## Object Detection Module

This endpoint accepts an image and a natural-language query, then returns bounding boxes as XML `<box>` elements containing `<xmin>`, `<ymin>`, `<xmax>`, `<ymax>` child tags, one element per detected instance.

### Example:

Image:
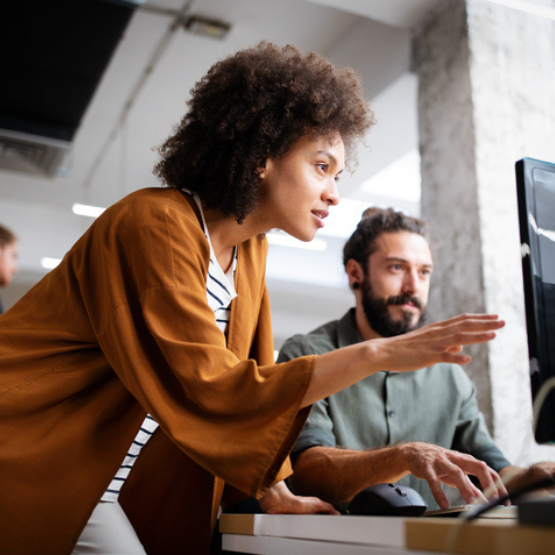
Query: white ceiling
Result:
<box><xmin>305</xmin><ymin>0</ymin><xmax>442</xmax><ymax>28</ymax></box>
<box><xmin>0</xmin><ymin>0</ymin><xmax>443</xmax><ymax>345</ymax></box>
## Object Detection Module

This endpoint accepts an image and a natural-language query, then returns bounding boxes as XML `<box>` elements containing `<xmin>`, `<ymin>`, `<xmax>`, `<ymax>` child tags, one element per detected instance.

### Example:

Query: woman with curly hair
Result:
<box><xmin>0</xmin><ymin>43</ymin><xmax>503</xmax><ymax>554</ymax></box>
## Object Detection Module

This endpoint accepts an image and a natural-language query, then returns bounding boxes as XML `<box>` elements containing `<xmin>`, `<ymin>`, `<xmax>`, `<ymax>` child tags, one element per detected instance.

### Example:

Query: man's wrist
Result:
<box><xmin>387</xmin><ymin>443</ymin><xmax>412</xmax><ymax>474</ymax></box>
<box><xmin>363</xmin><ymin>443</ymin><xmax>413</xmax><ymax>482</ymax></box>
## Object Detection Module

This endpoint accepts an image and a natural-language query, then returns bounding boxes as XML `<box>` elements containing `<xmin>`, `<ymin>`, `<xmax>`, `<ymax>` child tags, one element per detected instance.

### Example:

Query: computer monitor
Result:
<box><xmin>516</xmin><ymin>158</ymin><xmax>555</xmax><ymax>444</ymax></box>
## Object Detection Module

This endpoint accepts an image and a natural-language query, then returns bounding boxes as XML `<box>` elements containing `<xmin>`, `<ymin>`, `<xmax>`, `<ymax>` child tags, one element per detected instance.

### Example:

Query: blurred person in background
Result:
<box><xmin>0</xmin><ymin>224</ymin><xmax>18</xmax><ymax>314</ymax></box>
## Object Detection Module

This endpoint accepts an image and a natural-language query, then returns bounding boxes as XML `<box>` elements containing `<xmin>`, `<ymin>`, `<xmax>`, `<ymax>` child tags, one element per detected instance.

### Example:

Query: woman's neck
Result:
<box><xmin>202</xmin><ymin>208</ymin><xmax>268</xmax><ymax>273</ymax></box>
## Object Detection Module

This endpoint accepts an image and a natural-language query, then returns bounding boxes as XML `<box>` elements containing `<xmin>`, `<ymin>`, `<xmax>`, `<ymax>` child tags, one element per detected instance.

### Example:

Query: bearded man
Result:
<box><xmin>278</xmin><ymin>208</ymin><xmax>554</xmax><ymax>511</ymax></box>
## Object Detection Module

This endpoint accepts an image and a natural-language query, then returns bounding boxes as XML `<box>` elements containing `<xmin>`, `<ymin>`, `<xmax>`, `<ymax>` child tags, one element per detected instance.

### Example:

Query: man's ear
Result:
<box><xmin>346</xmin><ymin>259</ymin><xmax>364</xmax><ymax>289</ymax></box>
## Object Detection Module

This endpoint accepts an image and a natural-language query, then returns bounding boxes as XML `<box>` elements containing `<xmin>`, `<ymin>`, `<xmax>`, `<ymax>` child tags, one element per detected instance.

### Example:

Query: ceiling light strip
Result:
<box><xmin>72</xmin><ymin>203</ymin><xmax>106</xmax><ymax>218</ymax></box>
<box><xmin>266</xmin><ymin>233</ymin><xmax>327</xmax><ymax>251</ymax></box>
<box><xmin>41</xmin><ymin>257</ymin><xmax>62</xmax><ymax>270</ymax></box>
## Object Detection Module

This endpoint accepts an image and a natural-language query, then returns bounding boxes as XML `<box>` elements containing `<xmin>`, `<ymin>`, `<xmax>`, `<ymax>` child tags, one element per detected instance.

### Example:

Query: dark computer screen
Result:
<box><xmin>516</xmin><ymin>158</ymin><xmax>555</xmax><ymax>444</ymax></box>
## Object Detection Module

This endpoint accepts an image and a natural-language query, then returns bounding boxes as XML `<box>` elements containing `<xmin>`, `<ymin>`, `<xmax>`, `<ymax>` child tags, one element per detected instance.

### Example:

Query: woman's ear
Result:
<box><xmin>258</xmin><ymin>157</ymin><xmax>273</xmax><ymax>180</ymax></box>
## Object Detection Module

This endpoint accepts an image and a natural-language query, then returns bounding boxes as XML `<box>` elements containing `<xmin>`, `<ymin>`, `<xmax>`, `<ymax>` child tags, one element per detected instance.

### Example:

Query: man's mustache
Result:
<box><xmin>386</xmin><ymin>294</ymin><xmax>424</xmax><ymax>311</ymax></box>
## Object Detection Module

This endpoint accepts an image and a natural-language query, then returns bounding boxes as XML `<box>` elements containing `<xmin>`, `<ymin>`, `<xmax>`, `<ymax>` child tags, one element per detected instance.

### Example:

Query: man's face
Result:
<box><xmin>0</xmin><ymin>241</ymin><xmax>19</xmax><ymax>287</ymax></box>
<box><xmin>360</xmin><ymin>231</ymin><xmax>433</xmax><ymax>337</ymax></box>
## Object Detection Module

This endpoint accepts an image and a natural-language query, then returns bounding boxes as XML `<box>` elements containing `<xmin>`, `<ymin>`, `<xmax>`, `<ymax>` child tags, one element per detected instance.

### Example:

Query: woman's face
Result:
<box><xmin>257</xmin><ymin>133</ymin><xmax>344</xmax><ymax>242</ymax></box>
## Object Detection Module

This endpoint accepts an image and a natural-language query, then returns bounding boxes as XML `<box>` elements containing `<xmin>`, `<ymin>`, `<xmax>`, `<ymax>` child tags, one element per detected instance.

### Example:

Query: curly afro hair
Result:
<box><xmin>154</xmin><ymin>42</ymin><xmax>375</xmax><ymax>223</ymax></box>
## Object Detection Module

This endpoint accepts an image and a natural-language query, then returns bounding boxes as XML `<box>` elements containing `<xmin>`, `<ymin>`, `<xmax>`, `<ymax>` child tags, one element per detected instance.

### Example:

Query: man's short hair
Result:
<box><xmin>342</xmin><ymin>208</ymin><xmax>427</xmax><ymax>273</ymax></box>
<box><xmin>154</xmin><ymin>42</ymin><xmax>374</xmax><ymax>223</ymax></box>
<box><xmin>0</xmin><ymin>225</ymin><xmax>16</xmax><ymax>249</ymax></box>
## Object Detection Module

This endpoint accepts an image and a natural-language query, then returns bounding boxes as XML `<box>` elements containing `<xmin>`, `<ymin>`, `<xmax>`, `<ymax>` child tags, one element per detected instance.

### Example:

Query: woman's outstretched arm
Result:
<box><xmin>301</xmin><ymin>313</ymin><xmax>504</xmax><ymax>408</ymax></box>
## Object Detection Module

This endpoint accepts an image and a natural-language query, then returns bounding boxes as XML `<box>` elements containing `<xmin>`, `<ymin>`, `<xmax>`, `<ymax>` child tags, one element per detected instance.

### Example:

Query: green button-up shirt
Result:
<box><xmin>278</xmin><ymin>309</ymin><xmax>510</xmax><ymax>510</ymax></box>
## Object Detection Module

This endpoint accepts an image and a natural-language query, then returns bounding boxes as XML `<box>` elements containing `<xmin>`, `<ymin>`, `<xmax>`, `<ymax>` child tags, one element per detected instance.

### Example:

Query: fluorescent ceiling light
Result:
<box><xmin>41</xmin><ymin>257</ymin><xmax>61</xmax><ymax>270</ymax></box>
<box><xmin>486</xmin><ymin>0</ymin><xmax>555</xmax><ymax>20</ymax></box>
<box><xmin>267</xmin><ymin>232</ymin><xmax>327</xmax><ymax>251</ymax></box>
<box><xmin>72</xmin><ymin>203</ymin><xmax>105</xmax><ymax>218</ymax></box>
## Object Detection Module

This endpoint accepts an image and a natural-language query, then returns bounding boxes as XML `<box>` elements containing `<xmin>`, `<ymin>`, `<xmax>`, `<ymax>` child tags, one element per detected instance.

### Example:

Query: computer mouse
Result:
<box><xmin>347</xmin><ymin>483</ymin><xmax>428</xmax><ymax>517</ymax></box>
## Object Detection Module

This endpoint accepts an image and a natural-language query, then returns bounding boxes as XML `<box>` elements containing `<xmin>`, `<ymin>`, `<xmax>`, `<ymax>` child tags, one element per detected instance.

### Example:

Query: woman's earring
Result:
<box><xmin>352</xmin><ymin>282</ymin><xmax>360</xmax><ymax>290</ymax></box>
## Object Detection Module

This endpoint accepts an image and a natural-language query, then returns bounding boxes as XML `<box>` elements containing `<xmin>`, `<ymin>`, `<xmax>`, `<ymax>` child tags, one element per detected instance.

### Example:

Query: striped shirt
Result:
<box><xmin>102</xmin><ymin>192</ymin><xmax>237</xmax><ymax>502</ymax></box>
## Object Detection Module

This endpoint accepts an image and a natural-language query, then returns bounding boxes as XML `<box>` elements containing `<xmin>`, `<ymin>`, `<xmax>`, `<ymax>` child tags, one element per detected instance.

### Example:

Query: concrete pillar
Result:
<box><xmin>414</xmin><ymin>0</ymin><xmax>555</xmax><ymax>463</ymax></box>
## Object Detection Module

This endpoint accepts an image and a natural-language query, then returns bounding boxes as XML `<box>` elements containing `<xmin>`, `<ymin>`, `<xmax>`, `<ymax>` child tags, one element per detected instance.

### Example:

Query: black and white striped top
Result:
<box><xmin>102</xmin><ymin>192</ymin><xmax>237</xmax><ymax>502</ymax></box>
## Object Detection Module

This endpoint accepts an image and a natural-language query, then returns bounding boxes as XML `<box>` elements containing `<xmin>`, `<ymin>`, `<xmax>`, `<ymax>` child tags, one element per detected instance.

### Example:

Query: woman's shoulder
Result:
<box><xmin>99</xmin><ymin>188</ymin><xmax>200</xmax><ymax>234</ymax></box>
<box><xmin>119</xmin><ymin>187</ymin><xmax>194</xmax><ymax>215</ymax></box>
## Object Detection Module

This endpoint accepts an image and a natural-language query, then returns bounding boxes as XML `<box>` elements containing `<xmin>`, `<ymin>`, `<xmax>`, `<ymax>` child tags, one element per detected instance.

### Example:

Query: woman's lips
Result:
<box><xmin>311</xmin><ymin>209</ymin><xmax>329</xmax><ymax>227</ymax></box>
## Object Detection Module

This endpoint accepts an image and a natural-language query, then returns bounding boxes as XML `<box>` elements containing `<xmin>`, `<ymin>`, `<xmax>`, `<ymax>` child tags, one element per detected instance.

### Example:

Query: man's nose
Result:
<box><xmin>402</xmin><ymin>271</ymin><xmax>418</xmax><ymax>295</ymax></box>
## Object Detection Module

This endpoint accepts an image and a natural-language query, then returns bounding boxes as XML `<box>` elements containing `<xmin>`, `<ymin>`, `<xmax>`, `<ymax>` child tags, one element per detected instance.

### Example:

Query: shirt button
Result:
<box><xmin>388</xmin><ymin>411</ymin><xmax>395</xmax><ymax>417</ymax></box>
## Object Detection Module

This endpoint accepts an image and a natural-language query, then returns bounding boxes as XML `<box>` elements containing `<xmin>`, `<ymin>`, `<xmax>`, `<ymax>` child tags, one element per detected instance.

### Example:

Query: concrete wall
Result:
<box><xmin>414</xmin><ymin>0</ymin><xmax>555</xmax><ymax>464</ymax></box>
<box><xmin>414</xmin><ymin>0</ymin><xmax>492</xmax><ymax>426</ymax></box>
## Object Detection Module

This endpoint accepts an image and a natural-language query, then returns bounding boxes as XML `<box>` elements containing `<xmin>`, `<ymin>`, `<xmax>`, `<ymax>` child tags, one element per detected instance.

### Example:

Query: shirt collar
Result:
<box><xmin>337</xmin><ymin>308</ymin><xmax>363</xmax><ymax>348</ymax></box>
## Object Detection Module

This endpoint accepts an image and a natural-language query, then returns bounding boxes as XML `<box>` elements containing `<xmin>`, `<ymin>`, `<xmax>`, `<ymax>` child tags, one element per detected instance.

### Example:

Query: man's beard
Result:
<box><xmin>361</xmin><ymin>276</ymin><xmax>426</xmax><ymax>338</ymax></box>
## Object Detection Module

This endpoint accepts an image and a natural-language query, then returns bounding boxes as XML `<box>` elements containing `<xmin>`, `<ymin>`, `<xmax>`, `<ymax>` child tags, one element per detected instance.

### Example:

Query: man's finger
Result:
<box><xmin>482</xmin><ymin>469</ymin><xmax>508</xmax><ymax>500</ymax></box>
<box><xmin>424</xmin><ymin>472</ymin><xmax>450</xmax><ymax>510</ymax></box>
<box><xmin>461</xmin><ymin>459</ymin><xmax>497</xmax><ymax>500</ymax></box>
<box><xmin>455</xmin><ymin>456</ymin><xmax>506</xmax><ymax>500</ymax></box>
<box><xmin>441</xmin><ymin>463</ymin><xmax>485</xmax><ymax>505</ymax></box>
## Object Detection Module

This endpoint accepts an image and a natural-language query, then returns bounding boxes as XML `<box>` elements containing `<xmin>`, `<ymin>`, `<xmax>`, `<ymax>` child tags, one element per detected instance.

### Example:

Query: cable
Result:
<box><xmin>465</xmin><ymin>473</ymin><xmax>555</xmax><ymax>521</ymax></box>
<box><xmin>442</xmin><ymin>473</ymin><xmax>555</xmax><ymax>553</ymax></box>
<box><xmin>440</xmin><ymin>371</ymin><xmax>555</xmax><ymax>551</ymax></box>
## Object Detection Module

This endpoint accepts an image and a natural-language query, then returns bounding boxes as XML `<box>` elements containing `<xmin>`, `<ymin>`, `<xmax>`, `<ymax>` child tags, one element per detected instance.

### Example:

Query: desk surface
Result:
<box><xmin>220</xmin><ymin>513</ymin><xmax>555</xmax><ymax>555</ymax></box>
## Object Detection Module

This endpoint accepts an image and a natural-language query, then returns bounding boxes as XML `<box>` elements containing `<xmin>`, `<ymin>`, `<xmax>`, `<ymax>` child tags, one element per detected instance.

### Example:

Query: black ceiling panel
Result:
<box><xmin>0</xmin><ymin>0</ymin><xmax>139</xmax><ymax>142</ymax></box>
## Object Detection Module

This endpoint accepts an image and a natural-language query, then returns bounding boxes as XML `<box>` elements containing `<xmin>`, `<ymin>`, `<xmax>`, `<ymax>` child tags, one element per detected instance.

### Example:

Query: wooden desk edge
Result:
<box><xmin>220</xmin><ymin>513</ymin><xmax>256</xmax><ymax>535</ymax></box>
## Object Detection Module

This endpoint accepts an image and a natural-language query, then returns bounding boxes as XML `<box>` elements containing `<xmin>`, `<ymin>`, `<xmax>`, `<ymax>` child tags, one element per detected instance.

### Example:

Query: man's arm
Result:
<box><xmin>500</xmin><ymin>463</ymin><xmax>555</xmax><ymax>495</ymax></box>
<box><xmin>290</xmin><ymin>445</ymin><xmax>408</xmax><ymax>505</ymax></box>
<box><xmin>290</xmin><ymin>442</ymin><xmax>506</xmax><ymax>509</ymax></box>
<box><xmin>449</xmin><ymin>371</ymin><xmax>555</xmax><ymax>497</ymax></box>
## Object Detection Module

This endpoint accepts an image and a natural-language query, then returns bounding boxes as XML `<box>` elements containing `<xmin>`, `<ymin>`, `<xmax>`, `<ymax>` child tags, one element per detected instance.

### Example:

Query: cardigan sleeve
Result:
<box><xmin>84</xmin><ymin>190</ymin><xmax>313</xmax><ymax>496</ymax></box>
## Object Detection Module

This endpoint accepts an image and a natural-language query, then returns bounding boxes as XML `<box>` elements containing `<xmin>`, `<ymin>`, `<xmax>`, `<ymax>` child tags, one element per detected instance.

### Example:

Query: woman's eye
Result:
<box><xmin>316</xmin><ymin>163</ymin><xmax>328</xmax><ymax>172</ymax></box>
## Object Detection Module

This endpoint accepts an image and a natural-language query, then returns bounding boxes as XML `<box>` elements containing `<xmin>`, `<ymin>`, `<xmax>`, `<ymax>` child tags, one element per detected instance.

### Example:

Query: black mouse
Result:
<box><xmin>347</xmin><ymin>483</ymin><xmax>428</xmax><ymax>517</ymax></box>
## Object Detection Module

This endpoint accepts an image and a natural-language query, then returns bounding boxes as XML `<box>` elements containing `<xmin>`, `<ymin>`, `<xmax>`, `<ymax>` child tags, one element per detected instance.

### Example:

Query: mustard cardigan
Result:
<box><xmin>0</xmin><ymin>188</ymin><xmax>315</xmax><ymax>554</ymax></box>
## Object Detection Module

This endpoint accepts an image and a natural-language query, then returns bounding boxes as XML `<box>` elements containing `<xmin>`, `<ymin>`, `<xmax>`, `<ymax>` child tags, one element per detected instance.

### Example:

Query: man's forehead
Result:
<box><xmin>370</xmin><ymin>231</ymin><xmax>433</xmax><ymax>264</ymax></box>
<box><xmin>0</xmin><ymin>241</ymin><xmax>18</xmax><ymax>255</ymax></box>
